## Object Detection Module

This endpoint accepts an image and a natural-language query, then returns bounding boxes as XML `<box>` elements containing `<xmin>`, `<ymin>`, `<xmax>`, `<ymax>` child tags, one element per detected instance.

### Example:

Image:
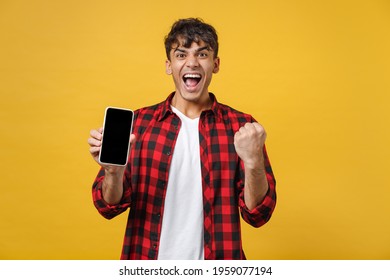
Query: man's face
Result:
<box><xmin>166</xmin><ymin>39</ymin><xmax>220</xmax><ymax>104</ymax></box>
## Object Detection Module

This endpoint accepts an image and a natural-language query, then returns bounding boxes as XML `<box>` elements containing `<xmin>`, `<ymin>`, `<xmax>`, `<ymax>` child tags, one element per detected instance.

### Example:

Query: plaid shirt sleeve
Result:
<box><xmin>92</xmin><ymin>154</ymin><xmax>133</xmax><ymax>220</ymax></box>
<box><xmin>238</xmin><ymin>144</ymin><xmax>277</xmax><ymax>228</ymax></box>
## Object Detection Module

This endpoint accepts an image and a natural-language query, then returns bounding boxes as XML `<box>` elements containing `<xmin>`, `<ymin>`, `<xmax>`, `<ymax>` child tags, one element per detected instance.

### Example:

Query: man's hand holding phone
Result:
<box><xmin>88</xmin><ymin>107</ymin><xmax>135</xmax><ymax>205</ymax></box>
<box><xmin>88</xmin><ymin>127</ymin><xmax>136</xmax><ymax>174</ymax></box>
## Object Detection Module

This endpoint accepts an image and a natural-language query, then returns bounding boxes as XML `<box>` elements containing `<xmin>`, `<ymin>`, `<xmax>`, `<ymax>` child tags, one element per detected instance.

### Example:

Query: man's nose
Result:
<box><xmin>186</xmin><ymin>55</ymin><xmax>199</xmax><ymax>67</ymax></box>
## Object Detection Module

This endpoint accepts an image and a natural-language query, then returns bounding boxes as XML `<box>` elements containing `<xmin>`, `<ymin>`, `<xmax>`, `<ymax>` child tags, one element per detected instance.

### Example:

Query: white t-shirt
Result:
<box><xmin>157</xmin><ymin>106</ymin><xmax>204</xmax><ymax>260</ymax></box>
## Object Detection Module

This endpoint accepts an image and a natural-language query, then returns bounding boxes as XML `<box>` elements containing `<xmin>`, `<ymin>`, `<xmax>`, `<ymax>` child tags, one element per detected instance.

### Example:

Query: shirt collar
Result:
<box><xmin>157</xmin><ymin>92</ymin><xmax>222</xmax><ymax>121</ymax></box>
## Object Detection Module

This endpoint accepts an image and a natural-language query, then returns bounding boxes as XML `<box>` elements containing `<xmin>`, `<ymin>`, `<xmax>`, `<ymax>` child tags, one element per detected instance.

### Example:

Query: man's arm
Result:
<box><xmin>234</xmin><ymin>122</ymin><xmax>269</xmax><ymax>210</ymax></box>
<box><xmin>88</xmin><ymin>128</ymin><xmax>136</xmax><ymax>204</ymax></box>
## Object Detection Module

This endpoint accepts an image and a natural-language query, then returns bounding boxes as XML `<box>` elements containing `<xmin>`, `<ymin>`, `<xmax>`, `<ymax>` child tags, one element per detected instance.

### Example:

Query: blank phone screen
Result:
<box><xmin>99</xmin><ymin>107</ymin><xmax>134</xmax><ymax>166</ymax></box>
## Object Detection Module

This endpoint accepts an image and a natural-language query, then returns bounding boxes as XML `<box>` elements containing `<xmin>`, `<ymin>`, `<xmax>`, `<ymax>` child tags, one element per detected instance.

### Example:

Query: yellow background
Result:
<box><xmin>1</xmin><ymin>0</ymin><xmax>389</xmax><ymax>259</ymax></box>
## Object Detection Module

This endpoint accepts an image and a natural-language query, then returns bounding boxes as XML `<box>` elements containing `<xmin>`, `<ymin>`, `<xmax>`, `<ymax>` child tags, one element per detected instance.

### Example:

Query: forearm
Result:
<box><xmin>239</xmin><ymin>144</ymin><xmax>276</xmax><ymax>228</ymax></box>
<box><xmin>92</xmin><ymin>166</ymin><xmax>131</xmax><ymax>220</ymax></box>
<box><xmin>102</xmin><ymin>169</ymin><xmax>125</xmax><ymax>205</ymax></box>
<box><xmin>243</xmin><ymin>159</ymin><xmax>269</xmax><ymax>211</ymax></box>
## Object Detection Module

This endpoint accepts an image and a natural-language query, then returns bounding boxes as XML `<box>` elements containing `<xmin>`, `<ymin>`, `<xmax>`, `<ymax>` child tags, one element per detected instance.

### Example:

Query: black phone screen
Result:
<box><xmin>99</xmin><ymin>107</ymin><xmax>134</xmax><ymax>166</ymax></box>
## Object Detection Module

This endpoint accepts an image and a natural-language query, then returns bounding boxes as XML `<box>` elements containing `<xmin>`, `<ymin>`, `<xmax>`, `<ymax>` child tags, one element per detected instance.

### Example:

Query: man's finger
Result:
<box><xmin>129</xmin><ymin>134</ymin><xmax>136</xmax><ymax>145</ymax></box>
<box><xmin>90</xmin><ymin>129</ymin><xmax>103</xmax><ymax>140</ymax></box>
<box><xmin>89</xmin><ymin>146</ymin><xmax>101</xmax><ymax>155</ymax></box>
<box><xmin>87</xmin><ymin>137</ymin><xmax>101</xmax><ymax>147</ymax></box>
<box><xmin>252</xmin><ymin>122</ymin><xmax>264</xmax><ymax>132</ymax></box>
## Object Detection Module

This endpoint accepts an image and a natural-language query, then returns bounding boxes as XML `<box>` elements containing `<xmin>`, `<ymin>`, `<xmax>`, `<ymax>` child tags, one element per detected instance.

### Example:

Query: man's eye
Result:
<box><xmin>198</xmin><ymin>53</ymin><xmax>208</xmax><ymax>58</ymax></box>
<box><xmin>176</xmin><ymin>53</ymin><xmax>186</xmax><ymax>58</ymax></box>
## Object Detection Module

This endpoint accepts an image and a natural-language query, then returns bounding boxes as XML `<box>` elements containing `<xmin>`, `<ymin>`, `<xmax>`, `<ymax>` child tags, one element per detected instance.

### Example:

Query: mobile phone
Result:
<box><xmin>99</xmin><ymin>107</ymin><xmax>134</xmax><ymax>166</ymax></box>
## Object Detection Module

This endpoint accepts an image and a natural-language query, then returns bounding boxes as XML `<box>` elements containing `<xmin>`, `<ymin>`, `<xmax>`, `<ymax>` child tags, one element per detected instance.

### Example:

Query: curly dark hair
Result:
<box><xmin>164</xmin><ymin>18</ymin><xmax>219</xmax><ymax>60</ymax></box>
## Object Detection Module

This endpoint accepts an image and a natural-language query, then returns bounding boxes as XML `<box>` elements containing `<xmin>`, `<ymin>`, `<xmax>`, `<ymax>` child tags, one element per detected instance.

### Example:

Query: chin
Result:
<box><xmin>182</xmin><ymin>91</ymin><xmax>204</xmax><ymax>102</ymax></box>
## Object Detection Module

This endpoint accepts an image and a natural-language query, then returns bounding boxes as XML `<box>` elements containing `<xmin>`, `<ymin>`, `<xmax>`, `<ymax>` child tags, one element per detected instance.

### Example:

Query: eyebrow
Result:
<box><xmin>174</xmin><ymin>46</ymin><xmax>211</xmax><ymax>53</ymax></box>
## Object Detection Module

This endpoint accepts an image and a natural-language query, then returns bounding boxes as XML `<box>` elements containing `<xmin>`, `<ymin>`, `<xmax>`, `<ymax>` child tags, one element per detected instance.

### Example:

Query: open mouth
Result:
<box><xmin>183</xmin><ymin>73</ymin><xmax>202</xmax><ymax>88</ymax></box>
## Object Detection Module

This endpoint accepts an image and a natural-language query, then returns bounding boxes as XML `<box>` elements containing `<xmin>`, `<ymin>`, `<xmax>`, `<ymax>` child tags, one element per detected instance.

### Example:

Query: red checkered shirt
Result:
<box><xmin>92</xmin><ymin>92</ymin><xmax>277</xmax><ymax>260</ymax></box>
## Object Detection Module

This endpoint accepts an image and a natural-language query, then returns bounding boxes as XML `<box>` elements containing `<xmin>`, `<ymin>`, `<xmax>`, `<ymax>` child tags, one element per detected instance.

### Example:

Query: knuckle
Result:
<box><xmin>87</xmin><ymin>138</ymin><xmax>95</xmax><ymax>146</ymax></box>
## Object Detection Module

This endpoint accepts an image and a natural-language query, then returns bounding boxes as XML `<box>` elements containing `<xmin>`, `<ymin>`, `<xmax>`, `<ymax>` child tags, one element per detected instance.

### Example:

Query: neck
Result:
<box><xmin>171</xmin><ymin>92</ymin><xmax>212</xmax><ymax>119</ymax></box>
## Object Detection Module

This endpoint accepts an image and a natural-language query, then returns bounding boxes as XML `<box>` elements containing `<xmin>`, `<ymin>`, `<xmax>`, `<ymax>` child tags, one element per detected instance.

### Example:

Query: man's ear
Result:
<box><xmin>213</xmin><ymin>57</ymin><xmax>220</xmax><ymax>74</ymax></box>
<box><xmin>166</xmin><ymin>59</ymin><xmax>172</xmax><ymax>75</ymax></box>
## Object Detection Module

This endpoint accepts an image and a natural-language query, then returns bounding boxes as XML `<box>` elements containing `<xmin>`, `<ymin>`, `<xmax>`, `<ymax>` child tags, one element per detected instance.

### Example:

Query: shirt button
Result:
<box><xmin>152</xmin><ymin>213</ymin><xmax>160</xmax><ymax>223</ymax></box>
<box><xmin>157</xmin><ymin>181</ymin><xmax>165</xmax><ymax>189</ymax></box>
<box><xmin>166</xmin><ymin>151</ymin><xmax>171</xmax><ymax>156</ymax></box>
<box><xmin>153</xmin><ymin>244</ymin><xmax>157</xmax><ymax>249</ymax></box>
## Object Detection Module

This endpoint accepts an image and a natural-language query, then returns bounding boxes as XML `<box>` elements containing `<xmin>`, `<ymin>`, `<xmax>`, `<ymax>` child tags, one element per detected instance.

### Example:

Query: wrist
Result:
<box><xmin>102</xmin><ymin>167</ymin><xmax>125</xmax><ymax>204</ymax></box>
<box><xmin>103</xmin><ymin>166</ymin><xmax>125</xmax><ymax>187</ymax></box>
<box><xmin>243</xmin><ymin>157</ymin><xmax>265</xmax><ymax>171</ymax></box>
<box><xmin>104</xmin><ymin>165</ymin><xmax>125</xmax><ymax>175</ymax></box>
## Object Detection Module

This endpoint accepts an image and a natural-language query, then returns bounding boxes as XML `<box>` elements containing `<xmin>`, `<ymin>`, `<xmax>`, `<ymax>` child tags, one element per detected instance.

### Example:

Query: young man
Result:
<box><xmin>88</xmin><ymin>18</ymin><xmax>276</xmax><ymax>260</ymax></box>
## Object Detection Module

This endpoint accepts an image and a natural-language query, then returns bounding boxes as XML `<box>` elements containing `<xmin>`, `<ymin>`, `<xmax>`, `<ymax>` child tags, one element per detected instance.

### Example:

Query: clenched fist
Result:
<box><xmin>234</xmin><ymin>122</ymin><xmax>266</xmax><ymax>169</ymax></box>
